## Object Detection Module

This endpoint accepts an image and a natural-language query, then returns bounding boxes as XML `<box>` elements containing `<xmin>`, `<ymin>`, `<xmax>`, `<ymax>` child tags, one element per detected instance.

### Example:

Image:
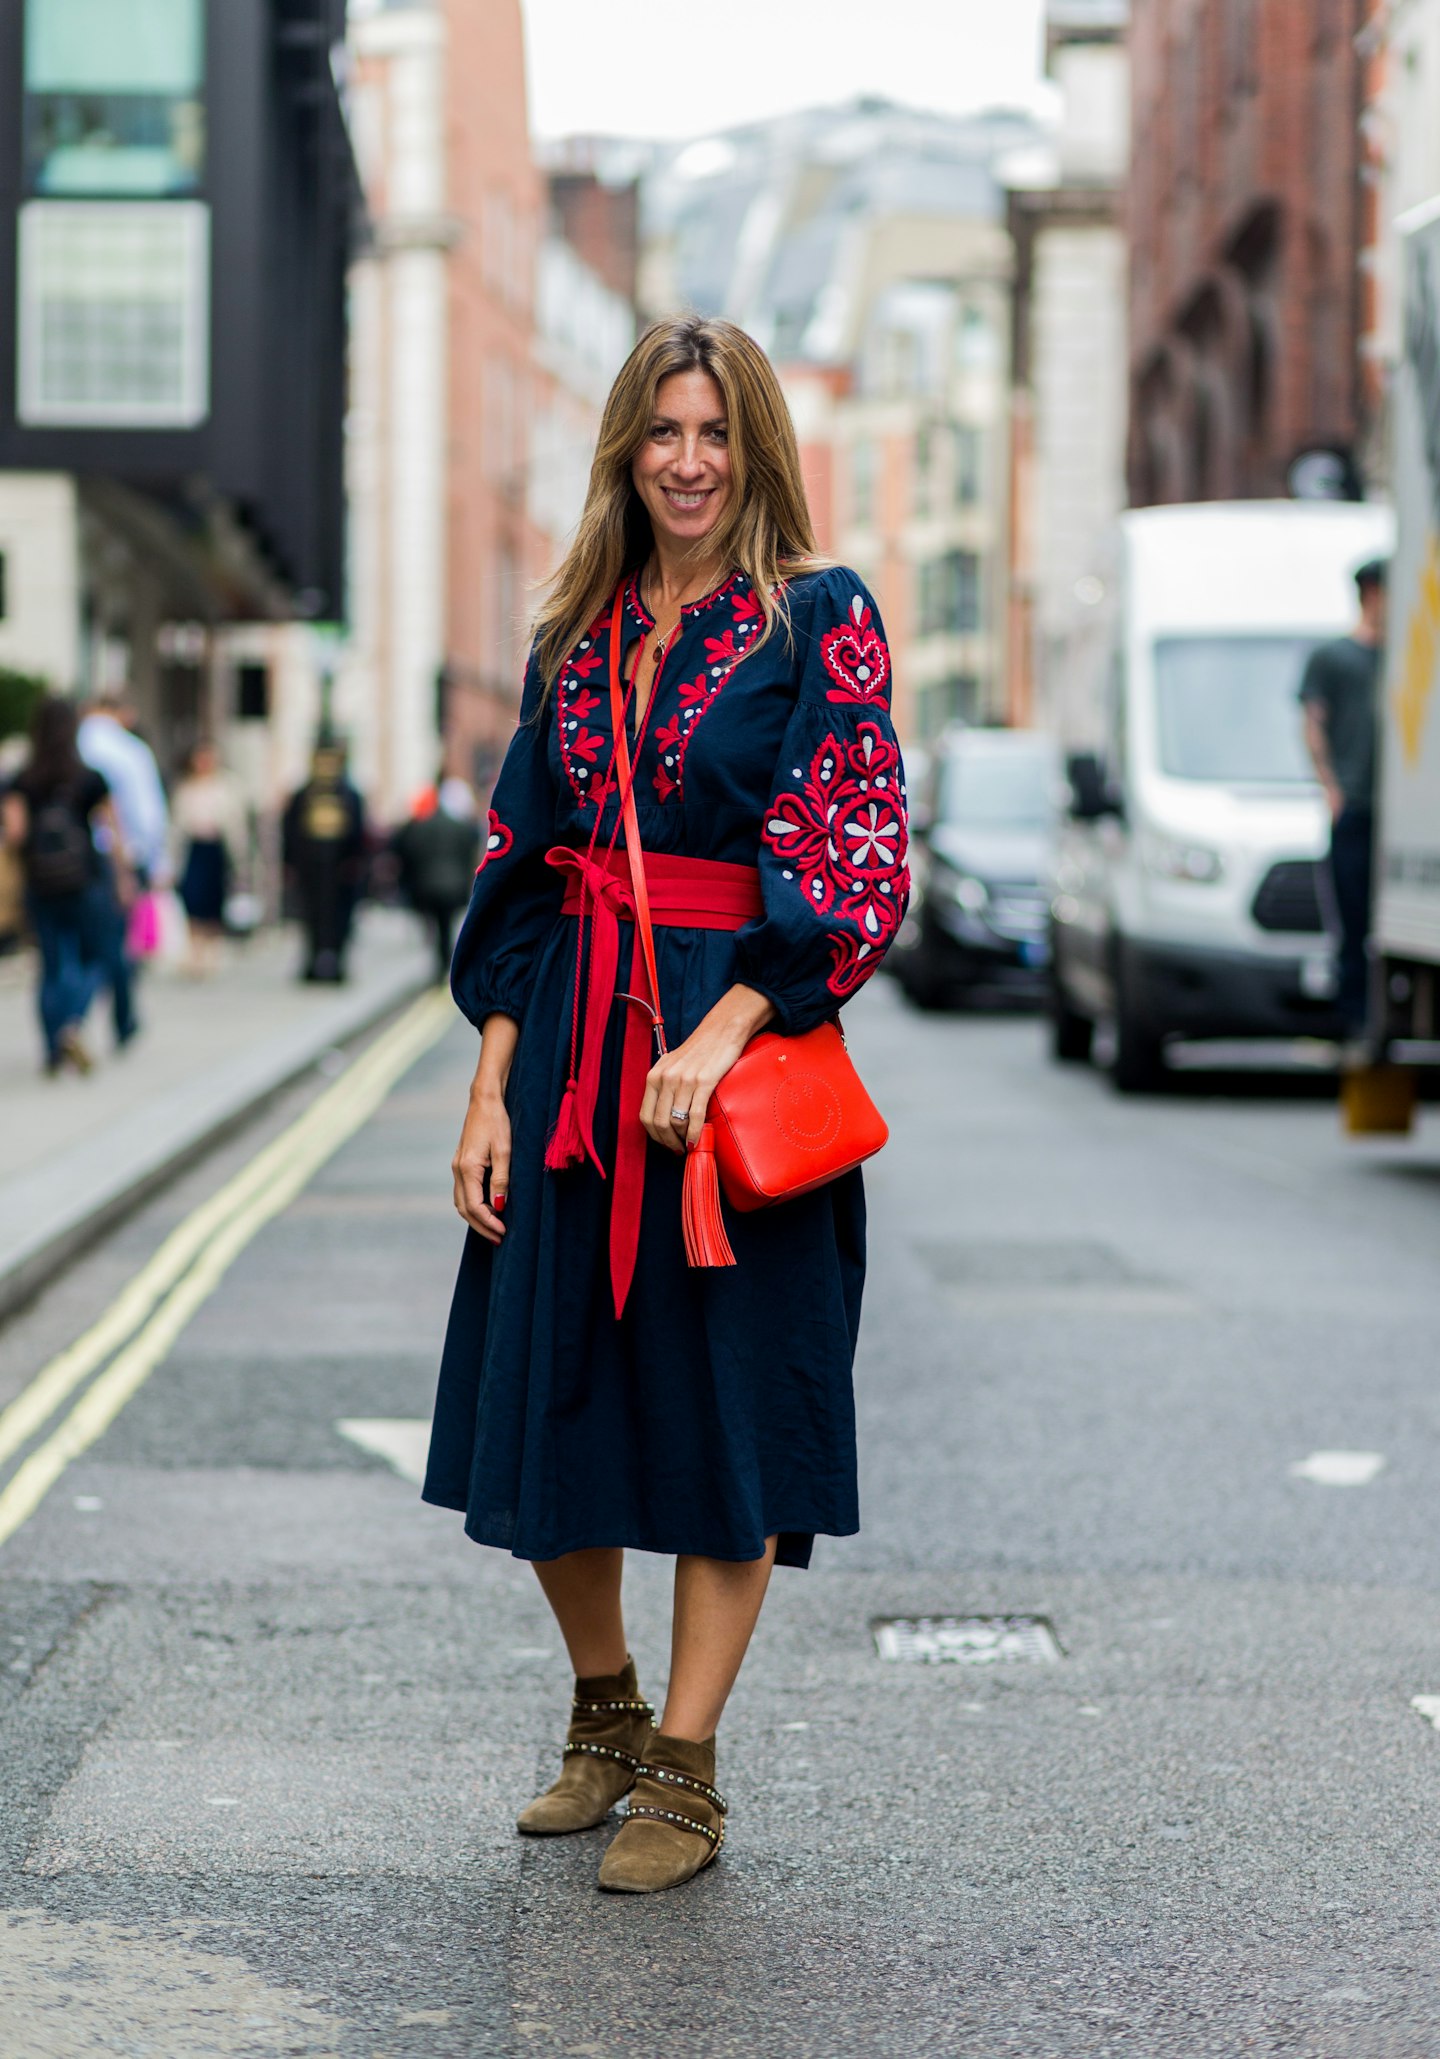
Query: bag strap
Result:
<box><xmin>607</xmin><ymin>586</ymin><xmax>667</xmax><ymax>1056</ymax></box>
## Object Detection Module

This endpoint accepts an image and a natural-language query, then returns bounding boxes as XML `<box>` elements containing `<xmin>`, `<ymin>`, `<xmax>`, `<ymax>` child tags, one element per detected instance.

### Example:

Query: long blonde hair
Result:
<box><xmin>533</xmin><ymin>315</ymin><xmax>826</xmax><ymax>693</ymax></box>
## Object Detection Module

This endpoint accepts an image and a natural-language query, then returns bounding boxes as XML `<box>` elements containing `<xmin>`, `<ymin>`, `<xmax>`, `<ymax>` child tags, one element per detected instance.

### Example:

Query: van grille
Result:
<box><xmin>1252</xmin><ymin>861</ymin><xmax>1325</xmax><ymax>934</ymax></box>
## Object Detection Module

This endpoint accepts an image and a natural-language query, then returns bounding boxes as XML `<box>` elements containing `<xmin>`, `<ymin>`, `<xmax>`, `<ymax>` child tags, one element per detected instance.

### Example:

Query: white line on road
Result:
<box><xmin>0</xmin><ymin>991</ymin><xmax>454</xmax><ymax>1478</ymax></box>
<box><xmin>335</xmin><ymin>1417</ymin><xmax>431</xmax><ymax>1485</ymax></box>
<box><xmin>0</xmin><ymin>992</ymin><xmax>454</xmax><ymax>1552</ymax></box>
<box><xmin>1288</xmin><ymin>1451</ymin><xmax>1386</xmax><ymax>1486</ymax></box>
<box><xmin>1412</xmin><ymin>1697</ymin><xmax>1440</xmax><ymax>1732</ymax></box>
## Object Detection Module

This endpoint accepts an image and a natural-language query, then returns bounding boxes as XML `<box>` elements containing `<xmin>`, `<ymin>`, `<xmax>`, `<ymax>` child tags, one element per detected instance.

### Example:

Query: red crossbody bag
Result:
<box><xmin>606</xmin><ymin>592</ymin><xmax>889</xmax><ymax>1267</ymax></box>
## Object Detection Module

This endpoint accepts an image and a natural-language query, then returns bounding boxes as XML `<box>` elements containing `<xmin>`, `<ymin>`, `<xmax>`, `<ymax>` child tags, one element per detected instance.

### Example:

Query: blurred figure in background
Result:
<box><xmin>1300</xmin><ymin>558</ymin><xmax>1388</xmax><ymax>1039</ymax></box>
<box><xmin>282</xmin><ymin>744</ymin><xmax>367</xmax><ymax>983</ymax></box>
<box><xmin>77</xmin><ymin>694</ymin><xmax>169</xmax><ymax>1049</ymax></box>
<box><xmin>394</xmin><ymin>774</ymin><xmax>481</xmax><ymax>983</ymax></box>
<box><xmin>173</xmin><ymin>740</ymin><xmax>245</xmax><ymax>977</ymax></box>
<box><xmin>1</xmin><ymin>696</ymin><xmax>132</xmax><ymax>1074</ymax></box>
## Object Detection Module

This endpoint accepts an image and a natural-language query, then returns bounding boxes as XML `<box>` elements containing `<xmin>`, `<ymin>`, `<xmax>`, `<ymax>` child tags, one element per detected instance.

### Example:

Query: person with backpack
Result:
<box><xmin>0</xmin><ymin>696</ymin><xmax>131</xmax><ymax>1074</ymax></box>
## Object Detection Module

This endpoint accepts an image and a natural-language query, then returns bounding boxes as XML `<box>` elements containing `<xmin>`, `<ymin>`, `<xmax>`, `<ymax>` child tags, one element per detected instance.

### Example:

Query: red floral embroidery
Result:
<box><xmin>763</xmin><ymin>721</ymin><xmax>909</xmax><ymax>996</ymax></box>
<box><xmin>557</xmin><ymin>627</ymin><xmax>612</xmax><ymax>810</ymax></box>
<box><xmin>820</xmin><ymin>595</ymin><xmax>891</xmax><ymax>709</ymax></box>
<box><xmin>478</xmin><ymin>810</ymin><xmax>513</xmax><ymax>872</ymax></box>
<box><xmin>652</xmin><ymin>582</ymin><xmax>765</xmax><ymax>804</ymax></box>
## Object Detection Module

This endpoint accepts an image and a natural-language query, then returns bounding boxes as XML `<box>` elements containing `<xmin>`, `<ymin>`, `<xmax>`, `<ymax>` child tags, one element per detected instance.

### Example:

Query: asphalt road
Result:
<box><xmin>2</xmin><ymin>984</ymin><xmax>1439</xmax><ymax>2059</ymax></box>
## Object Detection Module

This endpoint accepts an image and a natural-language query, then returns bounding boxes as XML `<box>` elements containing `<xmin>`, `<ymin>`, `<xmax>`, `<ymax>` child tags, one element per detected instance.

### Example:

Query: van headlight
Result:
<box><xmin>945</xmin><ymin>870</ymin><xmax>990</xmax><ymax>914</ymax></box>
<box><xmin>1140</xmin><ymin>831</ymin><xmax>1224</xmax><ymax>883</ymax></box>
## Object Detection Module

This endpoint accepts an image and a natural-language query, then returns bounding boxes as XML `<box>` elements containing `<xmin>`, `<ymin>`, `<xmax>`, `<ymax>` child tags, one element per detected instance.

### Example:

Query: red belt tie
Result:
<box><xmin>544</xmin><ymin>845</ymin><xmax>763</xmax><ymax>1319</ymax></box>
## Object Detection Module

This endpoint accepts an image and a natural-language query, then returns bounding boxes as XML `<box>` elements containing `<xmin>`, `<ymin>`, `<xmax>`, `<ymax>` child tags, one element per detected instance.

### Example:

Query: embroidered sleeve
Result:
<box><xmin>733</xmin><ymin>569</ymin><xmax>909</xmax><ymax>1034</ymax></box>
<box><xmin>450</xmin><ymin>651</ymin><xmax>562</xmax><ymax>1029</ymax></box>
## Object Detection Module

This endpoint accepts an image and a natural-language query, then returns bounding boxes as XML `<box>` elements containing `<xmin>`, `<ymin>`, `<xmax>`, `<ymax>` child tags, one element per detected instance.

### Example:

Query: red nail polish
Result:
<box><xmin>493</xmin><ymin>1193</ymin><xmax>507</xmax><ymax>1216</ymax></box>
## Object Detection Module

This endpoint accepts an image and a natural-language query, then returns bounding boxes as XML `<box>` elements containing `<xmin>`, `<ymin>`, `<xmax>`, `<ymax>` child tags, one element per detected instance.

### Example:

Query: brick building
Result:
<box><xmin>1127</xmin><ymin>0</ymin><xmax>1367</xmax><ymax>506</ymax></box>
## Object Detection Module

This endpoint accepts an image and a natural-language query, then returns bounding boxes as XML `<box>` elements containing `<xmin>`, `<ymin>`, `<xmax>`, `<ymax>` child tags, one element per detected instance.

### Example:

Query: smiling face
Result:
<box><xmin>631</xmin><ymin>368</ymin><xmax>733</xmax><ymax>560</ymax></box>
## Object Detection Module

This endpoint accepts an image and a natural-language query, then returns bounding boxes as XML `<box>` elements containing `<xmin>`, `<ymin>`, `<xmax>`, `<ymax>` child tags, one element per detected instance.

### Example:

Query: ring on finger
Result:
<box><xmin>670</xmin><ymin>1107</ymin><xmax>690</xmax><ymax>1128</ymax></box>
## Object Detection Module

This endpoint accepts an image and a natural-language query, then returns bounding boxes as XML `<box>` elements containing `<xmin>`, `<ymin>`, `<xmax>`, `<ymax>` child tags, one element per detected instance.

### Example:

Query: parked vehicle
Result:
<box><xmin>1361</xmin><ymin>195</ymin><xmax>1440</xmax><ymax>1124</ymax></box>
<box><xmin>890</xmin><ymin>725</ymin><xmax>1058</xmax><ymax>1008</ymax></box>
<box><xmin>1048</xmin><ymin>499</ymin><xmax>1394</xmax><ymax>1089</ymax></box>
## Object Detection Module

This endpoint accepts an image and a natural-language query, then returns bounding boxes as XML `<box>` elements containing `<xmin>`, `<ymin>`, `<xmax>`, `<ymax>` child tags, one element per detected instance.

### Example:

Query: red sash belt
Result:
<box><xmin>544</xmin><ymin>846</ymin><xmax>763</xmax><ymax>1318</ymax></box>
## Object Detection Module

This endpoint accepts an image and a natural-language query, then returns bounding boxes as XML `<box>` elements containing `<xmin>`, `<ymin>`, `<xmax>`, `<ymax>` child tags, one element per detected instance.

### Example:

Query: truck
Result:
<box><xmin>1048</xmin><ymin>499</ymin><xmax>1393</xmax><ymax>1090</ymax></box>
<box><xmin>1368</xmin><ymin>195</ymin><xmax>1440</xmax><ymax>1104</ymax></box>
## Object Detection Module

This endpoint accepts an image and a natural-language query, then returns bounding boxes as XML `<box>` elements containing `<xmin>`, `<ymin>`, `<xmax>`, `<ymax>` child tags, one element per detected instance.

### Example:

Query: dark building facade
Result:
<box><xmin>1127</xmin><ymin>0</ymin><xmax>1366</xmax><ymax>505</ymax></box>
<box><xmin>0</xmin><ymin>0</ymin><xmax>353</xmax><ymax>737</ymax></box>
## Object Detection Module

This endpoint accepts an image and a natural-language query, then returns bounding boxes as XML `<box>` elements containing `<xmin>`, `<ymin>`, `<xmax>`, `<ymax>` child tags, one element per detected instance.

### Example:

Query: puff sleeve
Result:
<box><xmin>732</xmin><ymin>568</ymin><xmax>910</xmax><ymax>1034</ymax></box>
<box><xmin>449</xmin><ymin>652</ymin><xmax>563</xmax><ymax>1029</ymax></box>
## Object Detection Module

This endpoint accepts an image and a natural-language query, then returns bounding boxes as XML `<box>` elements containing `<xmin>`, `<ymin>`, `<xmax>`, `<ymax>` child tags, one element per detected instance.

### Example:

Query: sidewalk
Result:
<box><xmin>0</xmin><ymin>908</ymin><xmax>437</xmax><ymax>1318</ymax></box>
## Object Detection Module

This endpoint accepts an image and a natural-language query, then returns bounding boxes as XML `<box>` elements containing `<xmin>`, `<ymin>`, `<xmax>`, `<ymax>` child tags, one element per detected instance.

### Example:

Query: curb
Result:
<box><xmin>0</xmin><ymin>959</ymin><xmax>441</xmax><ymax>1325</ymax></box>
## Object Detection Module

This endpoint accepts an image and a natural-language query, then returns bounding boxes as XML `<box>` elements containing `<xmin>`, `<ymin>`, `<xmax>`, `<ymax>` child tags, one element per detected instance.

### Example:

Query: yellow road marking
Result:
<box><xmin>0</xmin><ymin>988</ymin><xmax>454</xmax><ymax>1550</ymax></box>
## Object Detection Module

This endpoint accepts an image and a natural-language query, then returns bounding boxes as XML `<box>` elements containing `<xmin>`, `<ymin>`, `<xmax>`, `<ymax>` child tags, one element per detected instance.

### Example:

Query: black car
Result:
<box><xmin>889</xmin><ymin>727</ymin><xmax>1059</xmax><ymax>1008</ymax></box>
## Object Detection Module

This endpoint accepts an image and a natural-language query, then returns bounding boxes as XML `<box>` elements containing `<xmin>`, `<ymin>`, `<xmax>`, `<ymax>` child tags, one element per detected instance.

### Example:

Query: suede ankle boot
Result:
<box><xmin>516</xmin><ymin>1658</ymin><xmax>654</xmax><ymax>1836</ymax></box>
<box><xmin>596</xmin><ymin>1731</ymin><xmax>726</xmax><ymax>1892</ymax></box>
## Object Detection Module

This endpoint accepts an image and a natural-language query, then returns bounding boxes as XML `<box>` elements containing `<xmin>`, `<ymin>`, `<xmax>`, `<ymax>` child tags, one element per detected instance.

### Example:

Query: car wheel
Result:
<box><xmin>1110</xmin><ymin>995</ymin><xmax>1166</xmax><ymax>1092</ymax></box>
<box><xmin>1047</xmin><ymin>973</ymin><xmax>1094</xmax><ymax>1062</ymax></box>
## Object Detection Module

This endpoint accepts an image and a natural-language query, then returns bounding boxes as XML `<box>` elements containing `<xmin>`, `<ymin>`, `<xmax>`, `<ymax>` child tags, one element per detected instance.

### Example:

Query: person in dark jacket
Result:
<box><xmin>1</xmin><ymin>696</ymin><xmax>132</xmax><ymax>1073</ymax></box>
<box><xmin>282</xmin><ymin>745</ymin><xmax>367</xmax><ymax>983</ymax></box>
<box><xmin>394</xmin><ymin>776</ymin><xmax>482</xmax><ymax>981</ymax></box>
<box><xmin>1300</xmin><ymin>557</ymin><xmax>1388</xmax><ymax>1036</ymax></box>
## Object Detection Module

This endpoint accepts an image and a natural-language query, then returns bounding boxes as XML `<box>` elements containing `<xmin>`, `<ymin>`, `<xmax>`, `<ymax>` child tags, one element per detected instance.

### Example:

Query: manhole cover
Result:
<box><xmin>872</xmin><ymin>1615</ymin><xmax>1063</xmax><ymax>1665</ymax></box>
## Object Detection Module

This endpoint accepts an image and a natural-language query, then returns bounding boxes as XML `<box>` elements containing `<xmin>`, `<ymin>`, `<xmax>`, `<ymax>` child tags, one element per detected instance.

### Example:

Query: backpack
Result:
<box><xmin>27</xmin><ymin>788</ymin><xmax>94</xmax><ymax>899</ymax></box>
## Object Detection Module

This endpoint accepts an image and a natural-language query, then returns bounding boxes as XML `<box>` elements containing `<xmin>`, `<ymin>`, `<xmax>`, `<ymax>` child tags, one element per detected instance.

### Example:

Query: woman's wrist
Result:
<box><xmin>719</xmin><ymin>983</ymin><xmax>776</xmax><ymax>1039</ymax></box>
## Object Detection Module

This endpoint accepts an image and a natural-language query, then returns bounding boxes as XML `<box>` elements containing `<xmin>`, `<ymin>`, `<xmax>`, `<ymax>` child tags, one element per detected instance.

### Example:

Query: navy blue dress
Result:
<box><xmin>422</xmin><ymin>566</ymin><xmax>908</xmax><ymax>1568</ymax></box>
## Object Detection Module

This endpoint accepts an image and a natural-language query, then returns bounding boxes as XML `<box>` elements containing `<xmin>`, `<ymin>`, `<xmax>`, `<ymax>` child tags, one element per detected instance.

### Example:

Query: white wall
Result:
<box><xmin>0</xmin><ymin>473</ymin><xmax>80</xmax><ymax>691</ymax></box>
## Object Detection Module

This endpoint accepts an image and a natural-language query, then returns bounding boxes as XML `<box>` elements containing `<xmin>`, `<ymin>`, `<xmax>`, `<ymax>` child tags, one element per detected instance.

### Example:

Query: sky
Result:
<box><xmin>518</xmin><ymin>0</ymin><xmax>1050</xmax><ymax>142</ymax></box>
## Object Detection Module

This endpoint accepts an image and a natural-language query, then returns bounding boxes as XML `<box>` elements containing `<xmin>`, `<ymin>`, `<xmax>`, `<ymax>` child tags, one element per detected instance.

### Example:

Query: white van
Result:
<box><xmin>1048</xmin><ymin>500</ymin><xmax>1395</xmax><ymax>1089</ymax></box>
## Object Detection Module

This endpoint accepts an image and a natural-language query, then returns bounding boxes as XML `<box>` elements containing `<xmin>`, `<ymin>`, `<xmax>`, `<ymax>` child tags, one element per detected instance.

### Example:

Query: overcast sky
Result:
<box><xmin>519</xmin><ymin>0</ymin><xmax>1050</xmax><ymax>141</ymax></box>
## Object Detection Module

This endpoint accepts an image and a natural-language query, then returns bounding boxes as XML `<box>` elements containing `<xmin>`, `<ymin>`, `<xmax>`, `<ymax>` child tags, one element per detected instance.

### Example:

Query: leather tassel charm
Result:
<box><xmin>682</xmin><ymin>1124</ymin><xmax>736</xmax><ymax>1268</ymax></box>
<box><xmin>545</xmin><ymin>1078</ymin><xmax>586</xmax><ymax>1171</ymax></box>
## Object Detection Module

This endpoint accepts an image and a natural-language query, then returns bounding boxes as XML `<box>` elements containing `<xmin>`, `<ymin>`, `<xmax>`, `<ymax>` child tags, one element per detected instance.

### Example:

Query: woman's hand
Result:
<box><xmin>453</xmin><ymin>1015</ymin><xmax>519</xmax><ymax>1242</ymax></box>
<box><xmin>640</xmin><ymin>983</ymin><xmax>775</xmax><ymax>1155</ymax></box>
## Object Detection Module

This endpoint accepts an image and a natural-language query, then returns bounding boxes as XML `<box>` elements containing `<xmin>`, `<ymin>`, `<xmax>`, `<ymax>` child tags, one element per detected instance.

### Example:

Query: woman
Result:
<box><xmin>173</xmin><ymin>740</ymin><xmax>245</xmax><ymax>976</ymax></box>
<box><xmin>1</xmin><ymin>696</ymin><xmax>128</xmax><ymax>1074</ymax></box>
<box><xmin>424</xmin><ymin>316</ymin><xmax>909</xmax><ymax>1894</ymax></box>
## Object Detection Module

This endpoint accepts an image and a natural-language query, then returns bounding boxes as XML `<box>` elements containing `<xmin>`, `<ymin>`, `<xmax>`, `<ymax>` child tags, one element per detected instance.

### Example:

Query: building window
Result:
<box><xmin>953</xmin><ymin>424</ymin><xmax>981</xmax><ymax>506</ymax></box>
<box><xmin>236</xmin><ymin>663</ymin><xmax>269</xmax><ymax>722</ymax></box>
<box><xmin>917</xmin><ymin>676</ymin><xmax>978</xmax><ymax>739</ymax></box>
<box><xmin>914</xmin><ymin>422</ymin><xmax>934</xmax><ymax>516</ymax></box>
<box><xmin>24</xmin><ymin>0</ymin><xmax>205</xmax><ymax>198</ymax></box>
<box><xmin>17</xmin><ymin>200</ymin><xmax>210</xmax><ymax>427</ymax></box>
<box><xmin>918</xmin><ymin>550</ymin><xmax>981</xmax><ymax>638</ymax></box>
<box><xmin>850</xmin><ymin>438</ymin><xmax>876</xmax><ymax>527</ymax></box>
<box><xmin>1226</xmin><ymin>0</ymin><xmax>1258</xmax><ymax>99</ymax></box>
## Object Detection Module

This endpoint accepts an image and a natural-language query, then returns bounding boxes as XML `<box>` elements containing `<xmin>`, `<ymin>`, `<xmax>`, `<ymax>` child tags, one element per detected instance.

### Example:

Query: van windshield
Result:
<box><xmin>1153</xmin><ymin>635</ymin><xmax>1322</xmax><ymax>783</ymax></box>
<box><xmin>937</xmin><ymin>745</ymin><xmax>1055</xmax><ymax>827</ymax></box>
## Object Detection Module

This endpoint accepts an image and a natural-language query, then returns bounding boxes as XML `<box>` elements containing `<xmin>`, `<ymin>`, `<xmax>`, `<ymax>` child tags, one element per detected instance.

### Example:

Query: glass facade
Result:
<box><xmin>23</xmin><ymin>0</ymin><xmax>205</xmax><ymax>197</ymax></box>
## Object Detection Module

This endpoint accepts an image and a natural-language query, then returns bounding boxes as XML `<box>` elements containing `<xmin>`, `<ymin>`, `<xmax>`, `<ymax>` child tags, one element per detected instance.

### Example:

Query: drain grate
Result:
<box><xmin>872</xmin><ymin>1615</ymin><xmax>1063</xmax><ymax>1665</ymax></box>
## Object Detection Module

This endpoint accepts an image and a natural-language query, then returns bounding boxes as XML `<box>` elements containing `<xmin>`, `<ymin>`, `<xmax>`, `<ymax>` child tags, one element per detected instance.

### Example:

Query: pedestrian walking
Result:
<box><xmin>172</xmin><ymin>741</ymin><xmax>245</xmax><ymax>977</ymax></box>
<box><xmin>1</xmin><ymin>696</ymin><xmax>132</xmax><ymax>1074</ymax></box>
<box><xmin>77</xmin><ymin>694</ymin><xmax>168</xmax><ymax>1049</ymax></box>
<box><xmin>425</xmin><ymin>315</ymin><xmax>910</xmax><ymax>1893</ymax></box>
<box><xmin>1300</xmin><ymin>557</ymin><xmax>1388</xmax><ymax>1037</ymax></box>
<box><xmin>281</xmin><ymin>744</ymin><xmax>367</xmax><ymax>983</ymax></box>
<box><xmin>393</xmin><ymin>775</ymin><xmax>481</xmax><ymax>982</ymax></box>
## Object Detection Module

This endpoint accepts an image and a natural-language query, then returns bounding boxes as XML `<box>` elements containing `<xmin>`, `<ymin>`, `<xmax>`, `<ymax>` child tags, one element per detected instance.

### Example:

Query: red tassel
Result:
<box><xmin>545</xmin><ymin>1079</ymin><xmax>585</xmax><ymax>1170</ymax></box>
<box><xmin>682</xmin><ymin>1124</ymin><xmax>736</xmax><ymax>1269</ymax></box>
